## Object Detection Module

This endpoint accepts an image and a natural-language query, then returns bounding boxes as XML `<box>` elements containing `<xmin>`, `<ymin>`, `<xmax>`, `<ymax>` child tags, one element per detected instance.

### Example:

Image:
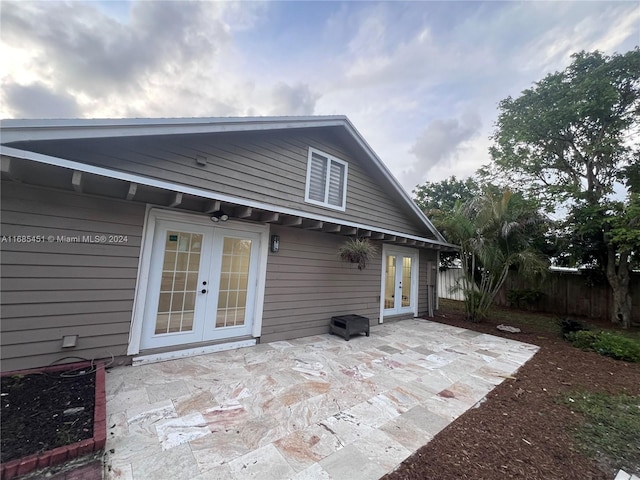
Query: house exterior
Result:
<box><xmin>0</xmin><ymin>116</ymin><xmax>452</xmax><ymax>372</ymax></box>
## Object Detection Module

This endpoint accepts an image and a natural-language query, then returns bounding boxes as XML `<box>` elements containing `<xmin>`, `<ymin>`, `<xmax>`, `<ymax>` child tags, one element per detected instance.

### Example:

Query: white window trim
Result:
<box><xmin>304</xmin><ymin>147</ymin><xmax>348</xmax><ymax>212</ymax></box>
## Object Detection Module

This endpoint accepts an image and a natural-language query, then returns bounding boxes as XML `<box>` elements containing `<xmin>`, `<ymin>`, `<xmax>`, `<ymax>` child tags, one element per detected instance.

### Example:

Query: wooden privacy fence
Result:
<box><xmin>494</xmin><ymin>270</ymin><xmax>640</xmax><ymax>322</ymax></box>
<box><xmin>438</xmin><ymin>267</ymin><xmax>465</xmax><ymax>301</ymax></box>
<box><xmin>438</xmin><ymin>267</ymin><xmax>639</xmax><ymax>323</ymax></box>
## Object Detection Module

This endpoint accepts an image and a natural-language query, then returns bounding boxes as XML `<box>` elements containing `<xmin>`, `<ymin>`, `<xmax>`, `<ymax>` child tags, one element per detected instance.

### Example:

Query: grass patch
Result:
<box><xmin>564</xmin><ymin>391</ymin><xmax>640</xmax><ymax>474</ymax></box>
<box><xmin>438</xmin><ymin>298</ymin><xmax>561</xmax><ymax>334</ymax></box>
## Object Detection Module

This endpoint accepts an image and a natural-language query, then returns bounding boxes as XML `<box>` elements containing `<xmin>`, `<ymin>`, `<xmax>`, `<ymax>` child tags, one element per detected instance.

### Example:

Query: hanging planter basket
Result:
<box><xmin>338</xmin><ymin>238</ymin><xmax>378</xmax><ymax>270</ymax></box>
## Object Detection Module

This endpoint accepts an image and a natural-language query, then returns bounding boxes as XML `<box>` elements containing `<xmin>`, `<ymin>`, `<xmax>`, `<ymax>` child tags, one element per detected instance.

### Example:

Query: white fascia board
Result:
<box><xmin>340</xmin><ymin>118</ymin><xmax>447</xmax><ymax>243</ymax></box>
<box><xmin>1</xmin><ymin>145</ymin><xmax>457</xmax><ymax>249</ymax></box>
<box><xmin>0</xmin><ymin>116</ymin><xmax>348</xmax><ymax>143</ymax></box>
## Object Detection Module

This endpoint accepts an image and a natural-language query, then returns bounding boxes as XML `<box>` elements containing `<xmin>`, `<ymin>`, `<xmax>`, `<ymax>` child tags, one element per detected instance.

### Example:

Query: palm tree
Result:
<box><xmin>440</xmin><ymin>189</ymin><xmax>548</xmax><ymax>321</ymax></box>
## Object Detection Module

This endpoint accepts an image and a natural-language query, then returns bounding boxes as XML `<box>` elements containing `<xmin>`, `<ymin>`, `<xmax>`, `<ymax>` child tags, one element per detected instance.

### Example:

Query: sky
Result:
<box><xmin>1</xmin><ymin>1</ymin><xmax>638</xmax><ymax>193</ymax></box>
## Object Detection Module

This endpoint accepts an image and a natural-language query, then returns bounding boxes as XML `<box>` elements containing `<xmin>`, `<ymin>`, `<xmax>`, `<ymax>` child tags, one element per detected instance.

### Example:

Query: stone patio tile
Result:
<box><xmin>126</xmin><ymin>399</ymin><xmax>177</xmax><ymax>436</ymax></box>
<box><xmin>274</xmin><ymin>423</ymin><xmax>344</xmax><ymax>472</ymax></box>
<box><xmin>380</xmin><ymin>414</ymin><xmax>434</xmax><ymax>451</ymax></box>
<box><xmin>227</xmin><ymin>443</ymin><xmax>296</xmax><ymax>479</ymax></box>
<box><xmin>318</xmin><ymin>411</ymin><xmax>377</xmax><ymax>445</ymax></box>
<box><xmin>106</xmin><ymin>388</ymin><xmax>149</xmax><ymax>416</ymax></box>
<box><xmin>104</xmin><ymin>458</ymin><xmax>133</xmax><ymax>480</ymax></box>
<box><xmin>421</xmin><ymin>393</ymin><xmax>475</xmax><ymax>421</ymax></box>
<box><xmin>351</xmin><ymin>429</ymin><xmax>412</xmax><ymax>471</ymax></box>
<box><xmin>107</xmin><ymin>411</ymin><xmax>128</xmax><ymax>438</ymax></box>
<box><xmin>172</xmin><ymin>389</ymin><xmax>219</xmax><ymax>417</ymax></box>
<box><xmin>155</xmin><ymin>411</ymin><xmax>211</xmax><ymax>450</ymax></box>
<box><xmin>237</xmin><ymin>413</ymin><xmax>288</xmax><ymax>449</ymax></box>
<box><xmin>319</xmin><ymin>444</ymin><xmax>388</xmax><ymax>480</ymax></box>
<box><xmin>146</xmin><ymin>380</ymin><xmax>190</xmax><ymax>403</ymax></box>
<box><xmin>105</xmin><ymin>320</ymin><xmax>539</xmax><ymax>480</ymax></box>
<box><xmin>106</xmin><ymin>429</ymin><xmax>162</xmax><ymax>464</ymax></box>
<box><xmin>346</xmin><ymin>396</ymin><xmax>401</xmax><ymax>428</ymax></box>
<box><xmin>203</xmin><ymin>400</ymin><xmax>252</xmax><ymax>432</ymax></box>
<box><xmin>189</xmin><ymin>429</ymin><xmax>251</xmax><ymax>472</ymax></box>
<box><xmin>130</xmin><ymin>443</ymin><xmax>199</xmax><ymax>480</ymax></box>
<box><xmin>289</xmin><ymin>463</ymin><xmax>332</xmax><ymax>480</ymax></box>
<box><xmin>190</xmin><ymin>464</ymin><xmax>235</xmax><ymax>480</ymax></box>
<box><xmin>398</xmin><ymin>404</ymin><xmax>452</xmax><ymax>438</ymax></box>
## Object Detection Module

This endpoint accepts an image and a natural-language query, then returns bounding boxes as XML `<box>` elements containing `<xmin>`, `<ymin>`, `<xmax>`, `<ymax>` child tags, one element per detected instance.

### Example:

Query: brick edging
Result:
<box><xmin>0</xmin><ymin>361</ymin><xmax>107</xmax><ymax>480</ymax></box>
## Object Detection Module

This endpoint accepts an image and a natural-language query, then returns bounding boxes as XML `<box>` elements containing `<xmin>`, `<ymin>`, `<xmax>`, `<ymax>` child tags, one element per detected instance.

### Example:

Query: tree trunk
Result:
<box><xmin>605</xmin><ymin>244</ymin><xmax>632</xmax><ymax>328</ymax></box>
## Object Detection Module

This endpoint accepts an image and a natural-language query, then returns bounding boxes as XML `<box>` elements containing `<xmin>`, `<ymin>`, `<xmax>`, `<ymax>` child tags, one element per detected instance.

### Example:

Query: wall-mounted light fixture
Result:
<box><xmin>210</xmin><ymin>210</ymin><xmax>229</xmax><ymax>222</ymax></box>
<box><xmin>270</xmin><ymin>235</ymin><xmax>280</xmax><ymax>253</ymax></box>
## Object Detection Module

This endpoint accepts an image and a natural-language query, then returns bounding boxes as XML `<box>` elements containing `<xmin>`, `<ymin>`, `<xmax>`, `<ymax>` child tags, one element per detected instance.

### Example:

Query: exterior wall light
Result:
<box><xmin>210</xmin><ymin>210</ymin><xmax>229</xmax><ymax>222</ymax></box>
<box><xmin>270</xmin><ymin>235</ymin><xmax>280</xmax><ymax>253</ymax></box>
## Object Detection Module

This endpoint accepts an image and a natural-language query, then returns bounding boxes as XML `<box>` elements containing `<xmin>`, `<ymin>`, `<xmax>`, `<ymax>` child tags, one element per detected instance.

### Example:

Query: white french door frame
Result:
<box><xmin>379</xmin><ymin>244</ymin><xmax>419</xmax><ymax>323</ymax></box>
<box><xmin>128</xmin><ymin>206</ymin><xmax>269</xmax><ymax>355</ymax></box>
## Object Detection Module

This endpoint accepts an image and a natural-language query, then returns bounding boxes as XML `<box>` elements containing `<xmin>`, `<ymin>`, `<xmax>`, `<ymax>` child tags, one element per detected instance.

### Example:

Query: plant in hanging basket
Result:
<box><xmin>338</xmin><ymin>238</ymin><xmax>378</xmax><ymax>270</ymax></box>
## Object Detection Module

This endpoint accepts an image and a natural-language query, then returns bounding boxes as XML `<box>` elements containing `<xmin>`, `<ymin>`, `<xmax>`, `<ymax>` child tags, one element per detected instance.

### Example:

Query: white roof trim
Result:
<box><xmin>0</xmin><ymin>116</ymin><xmax>348</xmax><ymax>143</ymax></box>
<box><xmin>1</xmin><ymin>145</ymin><xmax>457</xmax><ymax>249</ymax></box>
<box><xmin>1</xmin><ymin>115</ymin><xmax>446</xmax><ymax>243</ymax></box>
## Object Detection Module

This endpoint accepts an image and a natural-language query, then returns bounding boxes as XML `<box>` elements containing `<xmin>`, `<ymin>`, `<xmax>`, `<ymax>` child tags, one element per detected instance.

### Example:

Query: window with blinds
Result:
<box><xmin>304</xmin><ymin>148</ymin><xmax>348</xmax><ymax>211</ymax></box>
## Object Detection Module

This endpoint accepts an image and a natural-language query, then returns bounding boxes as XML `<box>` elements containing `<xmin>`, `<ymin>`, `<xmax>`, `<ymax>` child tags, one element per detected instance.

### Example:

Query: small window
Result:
<box><xmin>305</xmin><ymin>148</ymin><xmax>348</xmax><ymax>211</ymax></box>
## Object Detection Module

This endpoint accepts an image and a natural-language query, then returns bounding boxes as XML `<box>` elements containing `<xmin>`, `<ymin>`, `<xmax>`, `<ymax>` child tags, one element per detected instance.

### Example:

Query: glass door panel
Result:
<box><xmin>155</xmin><ymin>231</ymin><xmax>202</xmax><ymax>334</ymax></box>
<box><xmin>401</xmin><ymin>256</ymin><xmax>412</xmax><ymax>308</ymax></box>
<box><xmin>216</xmin><ymin>237</ymin><xmax>252</xmax><ymax>328</ymax></box>
<box><xmin>385</xmin><ymin>255</ymin><xmax>396</xmax><ymax>309</ymax></box>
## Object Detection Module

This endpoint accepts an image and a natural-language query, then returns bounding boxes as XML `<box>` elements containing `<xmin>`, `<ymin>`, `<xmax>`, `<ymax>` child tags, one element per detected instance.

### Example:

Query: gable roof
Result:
<box><xmin>1</xmin><ymin>115</ymin><xmax>449</xmax><ymax>245</ymax></box>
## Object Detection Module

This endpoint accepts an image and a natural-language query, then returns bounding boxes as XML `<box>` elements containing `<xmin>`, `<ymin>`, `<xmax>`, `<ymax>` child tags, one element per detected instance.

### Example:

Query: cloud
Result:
<box><xmin>268</xmin><ymin>83</ymin><xmax>319</xmax><ymax>116</ymax></box>
<box><xmin>2</xmin><ymin>81</ymin><xmax>80</xmax><ymax>118</ymax></box>
<box><xmin>1</xmin><ymin>0</ymin><xmax>638</xmax><ymax>193</ymax></box>
<box><xmin>400</xmin><ymin>112</ymin><xmax>482</xmax><ymax>189</ymax></box>
<box><xmin>0</xmin><ymin>1</ymin><xmax>230</xmax><ymax>97</ymax></box>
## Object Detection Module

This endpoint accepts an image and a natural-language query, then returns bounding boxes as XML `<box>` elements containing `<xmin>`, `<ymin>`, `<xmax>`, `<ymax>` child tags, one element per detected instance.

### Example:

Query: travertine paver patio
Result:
<box><xmin>103</xmin><ymin>319</ymin><xmax>539</xmax><ymax>480</ymax></box>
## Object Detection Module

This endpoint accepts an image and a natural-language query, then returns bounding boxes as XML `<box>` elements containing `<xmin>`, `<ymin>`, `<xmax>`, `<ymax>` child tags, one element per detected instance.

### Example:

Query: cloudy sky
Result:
<box><xmin>1</xmin><ymin>1</ymin><xmax>638</xmax><ymax>192</ymax></box>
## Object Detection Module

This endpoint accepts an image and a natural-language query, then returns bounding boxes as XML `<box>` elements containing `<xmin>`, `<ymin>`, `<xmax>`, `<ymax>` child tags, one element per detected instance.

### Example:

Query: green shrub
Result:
<box><xmin>558</xmin><ymin>317</ymin><xmax>590</xmax><ymax>339</ymax></box>
<box><xmin>566</xmin><ymin>330</ymin><xmax>640</xmax><ymax>363</ymax></box>
<box><xmin>507</xmin><ymin>289</ymin><xmax>545</xmax><ymax>309</ymax></box>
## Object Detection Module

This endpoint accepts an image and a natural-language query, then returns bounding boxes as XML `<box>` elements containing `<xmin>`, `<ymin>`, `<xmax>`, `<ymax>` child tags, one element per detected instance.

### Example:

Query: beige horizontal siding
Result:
<box><xmin>261</xmin><ymin>225</ymin><xmax>383</xmax><ymax>343</ymax></box>
<box><xmin>0</xmin><ymin>182</ymin><xmax>145</xmax><ymax>371</ymax></box>
<box><xmin>11</xmin><ymin>128</ymin><xmax>429</xmax><ymax>237</ymax></box>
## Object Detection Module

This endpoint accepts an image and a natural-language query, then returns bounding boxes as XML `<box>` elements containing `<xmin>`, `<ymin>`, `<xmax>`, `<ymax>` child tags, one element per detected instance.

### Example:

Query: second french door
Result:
<box><xmin>383</xmin><ymin>247</ymin><xmax>418</xmax><ymax>317</ymax></box>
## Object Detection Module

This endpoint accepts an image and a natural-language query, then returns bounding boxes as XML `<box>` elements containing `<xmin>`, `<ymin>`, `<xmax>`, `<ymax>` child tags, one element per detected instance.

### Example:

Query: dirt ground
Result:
<box><xmin>383</xmin><ymin>307</ymin><xmax>640</xmax><ymax>480</ymax></box>
<box><xmin>0</xmin><ymin>369</ymin><xmax>95</xmax><ymax>463</ymax></box>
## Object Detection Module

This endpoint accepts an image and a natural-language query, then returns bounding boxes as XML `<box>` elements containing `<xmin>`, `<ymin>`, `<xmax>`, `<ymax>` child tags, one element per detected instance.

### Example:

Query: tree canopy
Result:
<box><xmin>484</xmin><ymin>48</ymin><xmax>640</xmax><ymax>326</ymax></box>
<box><xmin>487</xmin><ymin>48</ymin><xmax>640</xmax><ymax>212</ymax></box>
<box><xmin>413</xmin><ymin>175</ymin><xmax>481</xmax><ymax>214</ymax></box>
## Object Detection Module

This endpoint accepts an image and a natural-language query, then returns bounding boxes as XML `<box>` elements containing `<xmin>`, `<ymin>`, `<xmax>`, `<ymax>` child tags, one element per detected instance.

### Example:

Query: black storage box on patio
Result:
<box><xmin>329</xmin><ymin>314</ymin><xmax>370</xmax><ymax>341</ymax></box>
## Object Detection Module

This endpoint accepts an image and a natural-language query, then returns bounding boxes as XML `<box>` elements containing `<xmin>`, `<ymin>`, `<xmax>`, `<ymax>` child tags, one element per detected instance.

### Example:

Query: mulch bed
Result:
<box><xmin>1</xmin><ymin>369</ymin><xmax>95</xmax><ymax>463</ymax></box>
<box><xmin>383</xmin><ymin>308</ymin><xmax>640</xmax><ymax>480</ymax></box>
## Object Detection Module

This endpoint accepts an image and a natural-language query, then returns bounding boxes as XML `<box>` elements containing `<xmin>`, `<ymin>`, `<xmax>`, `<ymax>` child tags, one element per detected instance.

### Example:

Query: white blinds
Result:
<box><xmin>308</xmin><ymin>152</ymin><xmax>327</xmax><ymax>202</ymax></box>
<box><xmin>327</xmin><ymin>161</ymin><xmax>345</xmax><ymax>206</ymax></box>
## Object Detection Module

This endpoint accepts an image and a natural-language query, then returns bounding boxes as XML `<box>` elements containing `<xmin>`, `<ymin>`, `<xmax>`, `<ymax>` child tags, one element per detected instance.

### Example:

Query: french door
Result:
<box><xmin>383</xmin><ymin>247</ymin><xmax>418</xmax><ymax>317</ymax></box>
<box><xmin>140</xmin><ymin>218</ymin><xmax>261</xmax><ymax>350</ymax></box>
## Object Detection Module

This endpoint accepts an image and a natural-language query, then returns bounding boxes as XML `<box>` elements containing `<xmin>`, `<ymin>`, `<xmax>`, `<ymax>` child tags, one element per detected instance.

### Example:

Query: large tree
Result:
<box><xmin>487</xmin><ymin>49</ymin><xmax>640</xmax><ymax>327</ymax></box>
